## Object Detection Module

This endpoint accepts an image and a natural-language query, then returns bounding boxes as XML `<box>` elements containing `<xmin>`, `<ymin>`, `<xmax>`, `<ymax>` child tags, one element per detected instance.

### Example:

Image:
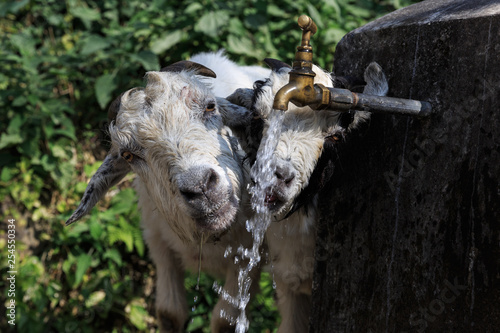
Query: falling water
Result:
<box><xmin>191</xmin><ymin>233</ymin><xmax>205</xmax><ymax>314</ymax></box>
<box><xmin>215</xmin><ymin>109</ymin><xmax>285</xmax><ymax>332</ymax></box>
<box><xmin>196</xmin><ymin>233</ymin><xmax>205</xmax><ymax>291</ymax></box>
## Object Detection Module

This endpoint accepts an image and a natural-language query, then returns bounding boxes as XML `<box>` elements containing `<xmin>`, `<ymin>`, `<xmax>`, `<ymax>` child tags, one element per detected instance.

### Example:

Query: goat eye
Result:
<box><xmin>121</xmin><ymin>151</ymin><xmax>134</xmax><ymax>162</ymax></box>
<box><xmin>205</xmin><ymin>103</ymin><xmax>216</xmax><ymax>112</ymax></box>
<box><xmin>325</xmin><ymin>134</ymin><xmax>342</xmax><ymax>143</ymax></box>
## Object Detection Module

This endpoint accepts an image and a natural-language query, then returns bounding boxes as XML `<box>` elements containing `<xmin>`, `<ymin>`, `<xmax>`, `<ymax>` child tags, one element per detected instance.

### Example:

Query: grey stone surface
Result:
<box><xmin>311</xmin><ymin>0</ymin><xmax>500</xmax><ymax>332</ymax></box>
<box><xmin>357</xmin><ymin>0</ymin><xmax>500</xmax><ymax>31</ymax></box>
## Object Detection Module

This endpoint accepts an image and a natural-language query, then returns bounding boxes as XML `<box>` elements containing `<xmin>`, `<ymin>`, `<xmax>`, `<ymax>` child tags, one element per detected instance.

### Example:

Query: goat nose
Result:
<box><xmin>275</xmin><ymin>165</ymin><xmax>295</xmax><ymax>186</ymax></box>
<box><xmin>178</xmin><ymin>166</ymin><xmax>219</xmax><ymax>200</ymax></box>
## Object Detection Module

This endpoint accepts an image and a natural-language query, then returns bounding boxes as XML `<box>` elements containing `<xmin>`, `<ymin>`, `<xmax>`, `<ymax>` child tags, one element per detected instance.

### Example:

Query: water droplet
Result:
<box><xmin>224</xmin><ymin>246</ymin><xmax>232</xmax><ymax>258</ymax></box>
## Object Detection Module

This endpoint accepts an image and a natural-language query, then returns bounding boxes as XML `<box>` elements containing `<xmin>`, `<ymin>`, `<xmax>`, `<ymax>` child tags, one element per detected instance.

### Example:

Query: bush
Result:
<box><xmin>0</xmin><ymin>0</ymin><xmax>421</xmax><ymax>332</ymax></box>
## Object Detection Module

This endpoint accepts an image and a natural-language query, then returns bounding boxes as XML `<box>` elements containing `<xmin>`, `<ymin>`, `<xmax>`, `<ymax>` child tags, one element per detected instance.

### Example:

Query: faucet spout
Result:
<box><xmin>273</xmin><ymin>74</ymin><xmax>327</xmax><ymax>111</ymax></box>
<box><xmin>273</xmin><ymin>83</ymin><xmax>300</xmax><ymax>111</ymax></box>
<box><xmin>273</xmin><ymin>15</ymin><xmax>321</xmax><ymax>111</ymax></box>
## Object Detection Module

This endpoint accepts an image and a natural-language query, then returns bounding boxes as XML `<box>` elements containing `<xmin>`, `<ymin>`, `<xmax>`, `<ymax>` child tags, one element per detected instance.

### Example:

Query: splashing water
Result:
<box><xmin>229</xmin><ymin>109</ymin><xmax>285</xmax><ymax>332</ymax></box>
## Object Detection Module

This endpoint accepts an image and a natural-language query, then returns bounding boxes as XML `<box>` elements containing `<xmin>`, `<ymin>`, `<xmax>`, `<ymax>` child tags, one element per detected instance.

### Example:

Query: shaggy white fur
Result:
<box><xmin>66</xmin><ymin>52</ymin><xmax>268</xmax><ymax>333</ymax></box>
<box><xmin>191</xmin><ymin>50</ymin><xmax>270</xmax><ymax>98</ymax></box>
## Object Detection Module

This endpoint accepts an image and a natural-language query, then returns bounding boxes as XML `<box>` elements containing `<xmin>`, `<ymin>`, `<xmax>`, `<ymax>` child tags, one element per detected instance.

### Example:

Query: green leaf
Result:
<box><xmin>186</xmin><ymin>316</ymin><xmax>205</xmax><ymax>331</ymax></box>
<box><xmin>54</xmin><ymin>161</ymin><xmax>75</xmax><ymax>190</ymax></box>
<box><xmin>0</xmin><ymin>0</ymin><xmax>30</xmax><ymax>16</ymax></box>
<box><xmin>85</xmin><ymin>290</ymin><xmax>106</xmax><ymax>308</ymax></box>
<box><xmin>70</xmin><ymin>7</ymin><xmax>102</xmax><ymax>29</ymax></box>
<box><xmin>75</xmin><ymin>253</ymin><xmax>92</xmax><ymax>286</ymax></box>
<box><xmin>228</xmin><ymin>18</ymin><xmax>245</xmax><ymax>36</ymax></box>
<box><xmin>1</xmin><ymin>167</ymin><xmax>15</xmax><ymax>182</ymax></box>
<box><xmin>195</xmin><ymin>11</ymin><xmax>229</xmax><ymax>38</ymax></box>
<box><xmin>244</xmin><ymin>14</ymin><xmax>266</xmax><ymax>29</ymax></box>
<box><xmin>108</xmin><ymin>224</ymin><xmax>134</xmax><ymax>252</ymax></box>
<box><xmin>134</xmin><ymin>228</ymin><xmax>145</xmax><ymax>257</ymax></box>
<box><xmin>267</xmin><ymin>4</ymin><xmax>288</xmax><ymax>17</ymax></box>
<box><xmin>110</xmin><ymin>188</ymin><xmax>137</xmax><ymax>210</ymax></box>
<box><xmin>103</xmin><ymin>248</ymin><xmax>123</xmax><ymax>266</ymax></box>
<box><xmin>128</xmin><ymin>303</ymin><xmax>148</xmax><ymax>330</ymax></box>
<box><xmin>129</xmin><ymin>51</ymin><xmax>159</xmax><ymax>71</ymax></box>
<box><xmin>5</xmin><ymin>114</ymin><xmax>24</xmax><ymax>132</ymax></box>
<box><xmin>0</xmin><ymin>114</ymin><xmax>24</xmax><ymax>149</ymax></box>
<box><xmin>0</xmin><ymin>133</ymin><xmax>23</xmax><ymax>149</ymax></box>
<box><xmin>52</xmin><ymin>117</ymin><xmax>77</xmax><ymax>141</ymax></box>
<box><xmin>10</xmin><ymin>33</ymin><xmax>36</xmax><ymax>57</ymax></box>
<box><xmin>67</xmin><ymin>222</ymin><xmax>90</xmax><ymax>237</ymax></box>
<box><xmin>184</xmin><ymin>2</ymin><xmax>203</xmax><ymax>14</ymax></box>
<box><xmin>20</xmin><ymin>138</ymin><xmax>40</xmax><ymax>159</ymax></box>
<box><xmin>150</xmin><ymin>30</ymin><xmax>183</xmax><ymax>55</ymax></box>
<box><xmin>324</xmin><ymin>27</ymin><xmax>348</xmax><ymax>45</ymax></box>
<box><xmin>307</xmin><ymin>4</ymin><xmax>324</xmax><ymax>28</ymax></box>
<box><xmin>95</xmin><ymin>74</ymin><xmax>118</xmax><ymax>109</ymax></box>
<box><xmin>324</xmin><ymin>0</ymin><xmax>342</xmax><ymax>20</ymax></box>
<box><xmin>345</xmin><ymin>4</ymin><xmax>372</xmax><ymax>19</ymax></box>
<box><xmin>227</xmin><ymin>35</ymin><xmax>260</xmax><ymax>58</ymax></box>
<box><xmin>12</xmin><ymin>95</ymin><xmax>27</xmax><ymax>106</ymax></box>
<box><xmin>40</xmin><ymin>154</ymin><xmax>56</xmax><ymax>172</ymax></box>
<box><xmin>90</xmin><ymin>219</ymin><xmax>104</xmax><ymax>240</ymax></box>
<box><xmin>76</xmin><ymin>181</ymin><xmax>88</xmax><ymax>193</ymax></box>
<box><xmin>81</xmin><ymin>35</ymin><xmax>112</xmax><ymax>56</ymax></box>
<box><xmin>51</xmin><ymin>144</ymin><xmax>68</xmax><ymax>159</ymax></box>
<box><xmin>84</xmin><ymin>161</ymin><xmax>103</xmax><ymax>177</ymax></box>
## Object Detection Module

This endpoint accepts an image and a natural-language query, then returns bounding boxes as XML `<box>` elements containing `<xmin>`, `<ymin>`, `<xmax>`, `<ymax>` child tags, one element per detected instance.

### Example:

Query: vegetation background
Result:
<box><xmin>0</xmin><ymin>0</ymin><xmax>421</xmax><ymax>332</ymax></box>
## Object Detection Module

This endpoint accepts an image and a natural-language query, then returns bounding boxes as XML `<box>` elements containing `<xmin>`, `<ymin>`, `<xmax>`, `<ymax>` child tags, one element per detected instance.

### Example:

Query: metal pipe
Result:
<box><xmin>326</xmin><ymin>87</ymin><xmax>433</xmax><ymax>117</ymax></box>
<box><xmin>272</xmin><ymin>14</ymin><xmax>433</xmax><ymax>118</ymax></box>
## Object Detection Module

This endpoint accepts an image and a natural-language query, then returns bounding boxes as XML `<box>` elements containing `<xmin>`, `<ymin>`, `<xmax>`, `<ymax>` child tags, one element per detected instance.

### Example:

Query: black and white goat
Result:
<box><xmin>228</xmin><ymin>61</ymin><xmax>389</xmax><ymax>332</ymax></box>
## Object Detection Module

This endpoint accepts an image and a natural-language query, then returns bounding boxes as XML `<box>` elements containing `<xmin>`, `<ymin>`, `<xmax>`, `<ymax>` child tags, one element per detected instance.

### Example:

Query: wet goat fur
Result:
<box><xmin>66</xmin><ymin>51</ymin><xmax>271</xmax><ymax>333</ymax></box>
<box><xmin>227</xmin><ymin>61</ymin><xmax>388</xmax><ymax>333</ymax></box>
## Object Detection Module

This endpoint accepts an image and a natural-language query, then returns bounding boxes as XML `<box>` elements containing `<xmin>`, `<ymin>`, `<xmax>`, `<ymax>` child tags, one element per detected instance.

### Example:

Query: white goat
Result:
<box><xmin>66</xmin><ymin>52</ymin><xmax>269</xmax><ymax>333</ymax></box>
<box><xmin>228</xmin><ymin>61</ymin><xmax>388</xmax><ymax>332</ymax></box>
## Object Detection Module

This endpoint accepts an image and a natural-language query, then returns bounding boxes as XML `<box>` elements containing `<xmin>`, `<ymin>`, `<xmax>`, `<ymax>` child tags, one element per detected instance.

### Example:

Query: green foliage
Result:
<box><xmin>0</xmin><ymin>0</ymin><xmax>421</xmax><ymax>331</ymax></box>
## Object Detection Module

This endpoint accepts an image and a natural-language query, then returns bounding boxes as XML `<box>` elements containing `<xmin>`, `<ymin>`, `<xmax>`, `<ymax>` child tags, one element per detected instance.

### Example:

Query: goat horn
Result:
<box><xmin>160</xmin><ymin>60</ymin><xmax>217</xmax><ymax>78</ymax></box>
<box><xmin>264</xmin><ymin>58</ymin><xmax>292</xmax><ymax>72</ymax></box>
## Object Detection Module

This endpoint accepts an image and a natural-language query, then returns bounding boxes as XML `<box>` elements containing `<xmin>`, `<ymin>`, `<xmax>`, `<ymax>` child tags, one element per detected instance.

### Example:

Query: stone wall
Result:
<box><xmin>311</xmin><ymin>0</ymin><xmax>500</xmax><ymax>332</ymax></box>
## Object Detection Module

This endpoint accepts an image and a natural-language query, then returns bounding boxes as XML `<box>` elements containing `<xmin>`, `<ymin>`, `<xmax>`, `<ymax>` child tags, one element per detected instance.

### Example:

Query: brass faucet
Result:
<box><xmin>273</xmin><ymin>15</ymin><xmax>326</xmax><ymax>111</ymax></box>
<box><xmin>273</xmin><ymin>15</ymin><xmax>432</xmax><ymax>117</ymax></box>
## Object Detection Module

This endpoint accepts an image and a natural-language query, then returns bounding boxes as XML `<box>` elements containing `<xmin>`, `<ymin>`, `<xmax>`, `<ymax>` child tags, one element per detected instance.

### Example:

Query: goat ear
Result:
<box><xmin>160</xmin><ymin>60</ymin><xmax>217</xmax><ymax>78</ymax></box>
<box><xmin>108</xmin><ymin>92</ymin><xmax>124</xmax><ymax>124</ymax></box>
<box><xmin>65</xmin><ymin>149</ymin><xmax>131</xmax><ymax>226</ymax></box>
<box><xmin>363</xmin><ymin>62</ymin><xmax>388</xmax><ymax>96</ymax></box>
<box><xmin>344</xmin><ymin>62</ymin><xmax>388</xmax><ymax>131</ymax></box>
<box><xmin>226</xmin><ymin>88</ymin><xmax>254</xmax><ymax>109</ymax></box>
<box><xmin>108</xmin><ymin>88</ymin><xmax>144</xmax><ymax>123</ymax></box>
<box><xmin>216</xmin><ymin>97</ymin><xmax>252</xmax><ymax>127</ymax></box>
<box><xmin>263</xmin><ymin>58</ymin><xmax>291</xmax><ymax>72</ymax></box>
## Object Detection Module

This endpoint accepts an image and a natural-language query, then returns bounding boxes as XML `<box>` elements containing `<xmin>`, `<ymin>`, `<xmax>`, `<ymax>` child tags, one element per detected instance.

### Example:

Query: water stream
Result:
<box><xmin>215</xmin><ymin>109</ymin><xmax>285</xmax><ymax>332</ymax></box>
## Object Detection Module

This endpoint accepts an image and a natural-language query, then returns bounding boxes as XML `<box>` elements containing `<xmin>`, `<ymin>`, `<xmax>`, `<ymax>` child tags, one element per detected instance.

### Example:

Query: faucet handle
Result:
<box><xmin>297</xmin><ymin>15</ymin><xmax>317</xmax><ymax>49</ymax></box>
<box><xmin>298</xmin><ymin>15</ymin><xmax>317</xmax><ymax>36</ymax></box>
